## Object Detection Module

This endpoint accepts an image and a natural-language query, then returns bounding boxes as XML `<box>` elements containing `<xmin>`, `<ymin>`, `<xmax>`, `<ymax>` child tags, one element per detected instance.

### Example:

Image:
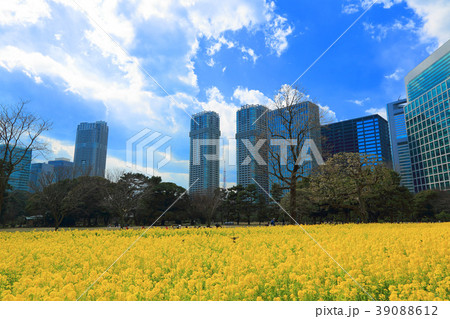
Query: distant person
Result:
<box><xmin>270</xmin><ymin>218</ymin><xmax>275</xmax><ymax>226</ymax></box>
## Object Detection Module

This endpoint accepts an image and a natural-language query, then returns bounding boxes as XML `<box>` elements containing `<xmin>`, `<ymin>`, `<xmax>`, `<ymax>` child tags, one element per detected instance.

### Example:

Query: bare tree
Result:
<box><xmin>28</xmin><ymin>178</ymin><xmax>75</xmax><ymax>230</ymax></box>
<box><xmin>268</xmin><ymin>85</ymin><xmax>323</xmax><ymax>221</ymax></box>
<box><xmin>0</xmin><ymin>100</ymin><xmax>51</xmax><ymax>216</ymax></box>
<box><xmin>30</xmin><ymin>164</ymin><xmax>76</xmax><ymax>188</ymax></box>
<box><xmin>29</xmin><ymin>170</ymin><xmax>56</xmax><ymax>193</ymax></box>
<box><xmin>105</xmin><ymin>168</ymin><xmax>127</xmax><ymax>183</ymax></box>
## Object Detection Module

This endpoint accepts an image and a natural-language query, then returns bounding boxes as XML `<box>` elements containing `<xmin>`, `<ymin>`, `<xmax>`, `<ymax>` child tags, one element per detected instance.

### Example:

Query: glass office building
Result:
<box><xmin>268</xmin><ymin>102</ymin><xmax>321</xmax><ymax>193</ymax></box>
<box><xmin>29</xmin><ymin>162</ymin><xmax>54</xmax><ymax>190</ymax></box>
<box><xmin>404</xmin><ymin>40</ymin><xmax>450</xmax><ymax>192</ymax></box>
<box><xmin>321</xmin><ymin>114</ymin><xmax>392</xmax><ymax>167</ymax></box>
<box><xmin>189</xmin><ymin>111</ymin><xmax>221</xmax><ymax>195</ymax></box>
<box><xmin>48</xmin><ymin>158</ymin><xmax>74</xmax><ymax>181</ymax></box>
<box><xmin>73</xmin><ymin>121</ymin><xmax>109</xmax><ymax>178</ymax></box>
<box><xmin>387</xmin><ymin>99</ymin><xmax>414</xmax><ymax>192</ymax></box>
<box><xmin>0</xmin><ymin>145</ymin><xmax>32</xmax><ymax>192</ymax></box>
<box><xmin>236</xmin><ymin>104</ymin><xmax>269</xmax><ymax>197</ymax></box>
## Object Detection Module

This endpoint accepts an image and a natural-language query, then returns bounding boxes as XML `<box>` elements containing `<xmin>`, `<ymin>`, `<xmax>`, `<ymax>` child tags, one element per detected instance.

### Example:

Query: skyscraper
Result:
<box><xmin>321</xmin><ymin>114</ymin><xmax>392</xmax><ymax>167</ymax></box>
<box><xmin>189</xmin><ymin>111</ymin><xmax>221</xmax><ymax>195</ymax></box>
<box><xmin>0</xmin><ymin>145</ymin><xmax>32</xmax><ymax>192</ymax></box>
<box><xmin>404</xmin><ymin>40</ymin><xmax>450</xmax><ymax>192</ymax></box>
<box><xmin>236</xmin><ymin>104</ymin><xmax>269</xmax><ymax>197</ymax></box>
<box><xmin>268</xmin><ymin>101</ymin><xmax>321</xmax><ymax>192</ymax></box>
<box><xmin>387</xmin><ymin>99</ymin><xmax>414</xmax><ymax>192</ymax></box>
<box><xmin>73</xmin><ymin>121</ymin><xmax>108</xmax><ymax>177</ymax></box>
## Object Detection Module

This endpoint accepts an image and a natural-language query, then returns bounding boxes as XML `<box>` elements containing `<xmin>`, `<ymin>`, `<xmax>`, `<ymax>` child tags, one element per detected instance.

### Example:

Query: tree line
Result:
<box><xmin>2</xmin><ymin>152</ymin><xmax>450</xmax><ymax>230</ymax></box>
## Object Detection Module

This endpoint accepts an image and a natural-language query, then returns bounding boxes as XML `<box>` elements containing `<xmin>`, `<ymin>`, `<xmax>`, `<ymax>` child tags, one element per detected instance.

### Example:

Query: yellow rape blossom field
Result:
<box><xmin>0</xmin><ymin>223</ymin><xmax>449</xmax><ymax>301</ymax></box>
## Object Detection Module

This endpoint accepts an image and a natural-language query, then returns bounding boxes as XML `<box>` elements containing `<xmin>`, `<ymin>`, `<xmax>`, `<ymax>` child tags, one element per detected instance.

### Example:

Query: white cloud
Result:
<box><xmin>385</xmin><ymin>68</ymin><xmax>403</xmax><ymax>80</ymax></box>
<box><xmin>222</xmin><ymin>66</ymin><xmax>227</xmax><ymax>72</ymax></box>
<box><xmin>206</xmin><ymin>36</ymin><xmax>236</xmax><ymax>56</ymax></box>
<box><xmin>361</xmin><ymin>0</ymin><xmax>402</xmax><ymax>10</ymax></box>
<box><xmin>105</xmin><ymin>154</ymin><xmax>189</xmax><ymax>188</ymax></box>
<box><xmin>318</xmin><ymin>104</ymin><xmax>337</xmax><ymax>124</ymax></box>
<box><xmin>363</xmin><ymin>18</ymin><xmax>417</xmax><ymax>41</ymax></box>
<box><xmin>356</xmin><ymin>0</ymin><xmax>450</xmax><ymax>45</ymax></box>
<box><xmin>39</xmin><ymin>135</ymin><xmax>75</xmax><ymax>161</ymax></box>
<box><xmin>342</xmin><ymin>4</ymin><xmax>359</xmax><ymax>14</ymax></box>
<box><xmin>206</xmin><ymin>57</ymin><xmax>215</xmax><ymax>67</ymax></box>
<box><xmin>264</xmin><ymin>15</ymin><xmax>293</xmax><ymax>56</ymax></box>
<box><xmin>0</xmin><ymin>0</ymin><xmax>51</xmax><ymax>26</ymax></box>
<box><xmin>0</xmin><ymin>45</ymin><xmax>164</xmax><ymax>128</ymax></box>
<box><xmin>347</xmin><ymin>97</ymin><xmax>370</xmax><ymax>106</ymax></box>
<box><xmin>365</xmin><ymin>107</ymin><xmax>387</xmax><ymax>120</ymax></box>
<box><xmin>240</xmin><ymin>46</ymin><xmax>259</xmax><ymax>63</ymax></box>
<box><xmin>233</xmin><ymin>86</ymin><xmax>272</xmax><ymax>106</ymax></box>
<box><xmin>0</xmin><ymin>0</ymin><xmax>294</xmax><ymax>134</ymax></box>
<box><xmin>404</xmin><ymin>0</ymin><xmax>450</xmax><ymax>45</ymax></box>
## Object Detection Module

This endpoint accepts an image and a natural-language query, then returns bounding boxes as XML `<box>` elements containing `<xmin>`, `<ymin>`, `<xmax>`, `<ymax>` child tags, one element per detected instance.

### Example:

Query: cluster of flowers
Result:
<box><xmin>0</xmin><ymin>223</ymin><xmax>448</xmax><ymax>301</ymax></box>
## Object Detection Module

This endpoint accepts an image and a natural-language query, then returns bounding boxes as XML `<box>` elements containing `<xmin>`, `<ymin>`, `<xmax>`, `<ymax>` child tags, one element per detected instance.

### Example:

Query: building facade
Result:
<box><xmin>73</xmin><ymin>121</ymin><xmax>108</xmax><ymax>177</ymax></box>
<box><xmin>321</xmin><ymin>114</ymin><xmax>392</xmax><ymax>167</ymax></box>
<box><xmin>29</xmin><ymin>162</ymin><xmax>54</xmax><ymax>190</ymax></box>
<box><xmin>189</xmin><ymin>111</ymin><xmax>221</xmax><ymax>195</ymax></box>
<box><xmin>48</xmin><ymin>158</ymin><xmax>74</xmax><ymax>181</ymax></box>
<box><xmin>404</xmin><ymin>40</ymin><xmax>450</xmax><ymax>192</ymax></box>
<box><xmin>236</xmin><ymin>104</ymin><xmax>269</xmax><ymax>197</ymax></box>
<box><xmin>387</xmin><ymin>99</ymin><xmax>414</xmax><ymax>192</ymax></box>
<box><xmin>268</xmin><ymin>101</ymin><xmax>321</xmax><ymax>192</ymax></box>
<box><xmin>0</xmin><ymin>145</ymin><xmax>32</xmax><ymax>192</ymax></box>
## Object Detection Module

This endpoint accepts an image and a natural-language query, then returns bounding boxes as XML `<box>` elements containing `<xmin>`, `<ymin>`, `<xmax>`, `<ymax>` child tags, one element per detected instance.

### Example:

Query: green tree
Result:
<box><xmin>310</xmin><ymin>153</ymin><xmax>390</xmax><ymax>223</ymax></box>
<box><xmin>65</xmin><ymin>176</ymin><xmax>110</xmax><ymax>227</ymax></box>
<box><xmin>105</xmin><ymin>173</ymin><xmax>160</xmax><ymax>226</ymax></box>
<box><xmin>365</xmin><ymin>170</ymin><xmax>413</xmax><ymax>222</ymax></box>
<box><xmin>140</xmin><ymin>182</ymin><xmax>188</xmax><ymax>225</ymax></box>
<box><xmin>242</xmin><ymin>184</ymin><xmax>259</xmax><ymax>225</ymax></box>
<box><xmin>269</xmin><ymin>183</ymin><xmax>284</xmax><ymax>223</ymax></box>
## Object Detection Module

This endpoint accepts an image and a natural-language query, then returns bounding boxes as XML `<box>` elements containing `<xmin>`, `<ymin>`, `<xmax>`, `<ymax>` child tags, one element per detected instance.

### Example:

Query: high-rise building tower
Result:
<box><xmin>321</xmin><ymin>114</ymin><xmax>392</xmax><ymax>167</ymax></box>
<box><xmin>73</xmin><ymin>121</ymin><xmax>108</xmax><ymax>177</ymax></box>
<box><xmin>268</xmin><ymin>102</ymin><xmax>321</xmax><ymax>192</ymax></box>
<box><xmin>236</xmin><ymin>104</ymin><xmax>269</xmax><ymax>197</ymax></box>
<box><xmin>387</xmin><ymin>99</ymin><xmax>414</xmax><ymax>192</ymax></box>
<box><xmin>404</xmin><ymin>40</ymin><xmax>450</xmax><ymax>192</ymax></box>
<box><xmin>0</xmin><ymin>145</ymin><xmax>32</xmax><ymax>192</ymax></box>
<box><xmin>189</xmin><ymin>111</ymin><xmax>221</xmax><ymax>195</ymax></box>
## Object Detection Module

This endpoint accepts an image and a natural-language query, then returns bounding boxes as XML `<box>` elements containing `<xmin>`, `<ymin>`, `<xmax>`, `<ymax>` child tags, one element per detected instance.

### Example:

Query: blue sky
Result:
<box><xmin>0</xmin><ymin>0</ymin><xmax>449</xmax><ymax>188</ymax></box>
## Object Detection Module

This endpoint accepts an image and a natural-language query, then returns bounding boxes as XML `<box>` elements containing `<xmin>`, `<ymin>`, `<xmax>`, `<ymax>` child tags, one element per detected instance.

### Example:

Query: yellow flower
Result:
<box><xmin>0</xmin><ymin>223</ymin><xmax>448</xmax><ymax>301</ymax></box>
